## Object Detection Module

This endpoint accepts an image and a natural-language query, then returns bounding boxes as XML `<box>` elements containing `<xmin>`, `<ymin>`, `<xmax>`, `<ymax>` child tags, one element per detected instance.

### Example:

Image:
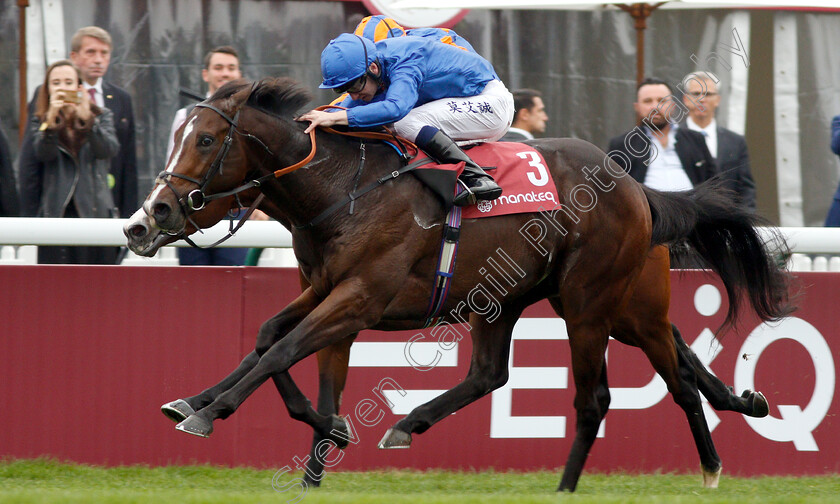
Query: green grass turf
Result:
<box><xmin>1</xmin><ymin>458</ymin><xmax>839</xmax><ymax>503</ymax></box>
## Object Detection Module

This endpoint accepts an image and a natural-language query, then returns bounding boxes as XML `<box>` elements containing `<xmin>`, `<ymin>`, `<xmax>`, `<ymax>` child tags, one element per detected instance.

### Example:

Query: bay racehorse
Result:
<box><xmin>125</xmin><ymin>78</ymin><xmax>793</xmax><ymax>492</ymax></box>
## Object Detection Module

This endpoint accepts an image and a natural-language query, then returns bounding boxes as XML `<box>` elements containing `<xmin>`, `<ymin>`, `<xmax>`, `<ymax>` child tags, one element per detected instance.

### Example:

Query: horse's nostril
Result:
<box><xmin>153</xmin><ymin>202</ymin><xmax>171</xmax><ymax>222</ymax></box>
<box><xmin>127</xmin><ymin>223</ymin><xmax>148</xmax><ymax>239</ymax></box>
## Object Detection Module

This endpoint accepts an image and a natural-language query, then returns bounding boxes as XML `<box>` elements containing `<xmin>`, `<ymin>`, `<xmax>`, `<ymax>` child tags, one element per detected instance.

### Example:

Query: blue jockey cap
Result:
<box><xmin>354</xmin><ymin>15</ymin><xmax>406</xmax><ymax>42</ymax></box>
<box><xmin>319</xmin><ymin>33</ymin><xmax>377</xmax><ymax>89</ymax></box>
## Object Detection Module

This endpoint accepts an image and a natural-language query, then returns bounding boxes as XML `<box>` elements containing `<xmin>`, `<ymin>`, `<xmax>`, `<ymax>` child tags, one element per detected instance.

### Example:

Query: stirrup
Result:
<box><xmin>454</xmin><ymin>179</ymin><xmax>477</xmax><ymax>207</ymax></box>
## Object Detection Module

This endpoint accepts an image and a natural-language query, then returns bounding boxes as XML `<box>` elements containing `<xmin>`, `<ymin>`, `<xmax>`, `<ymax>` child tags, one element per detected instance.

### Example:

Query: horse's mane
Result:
<box><xmin>210</xmin><ymin>77</ymin><xmax>313</xmax><ymax>118</ymax></box>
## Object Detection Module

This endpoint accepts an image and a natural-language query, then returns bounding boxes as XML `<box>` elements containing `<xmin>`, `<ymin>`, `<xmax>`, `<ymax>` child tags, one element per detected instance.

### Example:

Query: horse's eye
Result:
<box><xmin>199</xmin><ymin>135</ymin><xmax>214</xmax><ymax>147</ymax></box>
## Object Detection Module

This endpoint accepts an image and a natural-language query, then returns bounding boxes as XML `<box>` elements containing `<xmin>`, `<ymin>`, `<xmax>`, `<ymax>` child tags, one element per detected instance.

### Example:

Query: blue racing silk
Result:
<box><xmin>407</xmin><ymin>27</ymin><xmax>477</xmax><ymax>54</ymax></box>
<box><xmin>339</xmin><ymin>36</ymin><xmax>499</xmax><ymax>129</ymax></box>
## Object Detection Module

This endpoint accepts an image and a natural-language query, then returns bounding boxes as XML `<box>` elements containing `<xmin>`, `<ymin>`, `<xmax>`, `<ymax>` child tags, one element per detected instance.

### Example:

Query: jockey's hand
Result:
<box><xmin>297</xmin><ymin>110</ymin><xmax>348</xmax><ymax>134</ymax></box>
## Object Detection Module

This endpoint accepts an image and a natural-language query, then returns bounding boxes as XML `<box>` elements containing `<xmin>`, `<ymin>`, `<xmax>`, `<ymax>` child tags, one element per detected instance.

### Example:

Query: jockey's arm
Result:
<box><xmin>297</xmin><ymin>110</ymin><xmax>349</xmax><ymax>133</ymax></box>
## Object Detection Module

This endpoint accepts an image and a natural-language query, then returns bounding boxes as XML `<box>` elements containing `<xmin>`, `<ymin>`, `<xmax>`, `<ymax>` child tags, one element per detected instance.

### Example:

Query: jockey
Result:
<box><xmin>298</xmin><ymin>33</ymin><xmax>513</xmax><ymax>207</ymax></box>
<box><xmin>329</xmin><ymin>16</ymin><xmax>477</xmax><ymax>107</ymax></box>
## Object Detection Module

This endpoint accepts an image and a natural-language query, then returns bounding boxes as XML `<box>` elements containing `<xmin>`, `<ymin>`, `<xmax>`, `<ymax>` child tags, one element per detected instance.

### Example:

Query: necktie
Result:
<box><xmin>88</xmin><ymin>88</ymin><xmax>97</xmax><ymax>105</ymax></box>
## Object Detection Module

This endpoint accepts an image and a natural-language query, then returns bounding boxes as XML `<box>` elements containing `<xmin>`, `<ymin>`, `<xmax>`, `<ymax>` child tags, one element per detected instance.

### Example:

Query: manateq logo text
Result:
<box><xmin>478</xmin><ymin>191</ymin><xmax>557</xmax><ymax>213</ymax></box>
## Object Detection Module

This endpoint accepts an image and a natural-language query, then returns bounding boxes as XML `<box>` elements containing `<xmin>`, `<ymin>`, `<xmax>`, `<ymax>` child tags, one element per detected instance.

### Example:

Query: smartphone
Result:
<box><xmin>59</xmin><ymin>89</ymin><xmax>83</xmax><ymax>104</ymax></box>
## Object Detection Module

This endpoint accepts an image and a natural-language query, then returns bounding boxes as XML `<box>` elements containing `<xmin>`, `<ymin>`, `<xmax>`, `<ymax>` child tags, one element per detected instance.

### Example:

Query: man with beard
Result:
<box><xmin>607</xmin><ymin>78</ymin><xmax>716</xmax><ymax>191</ymax></box>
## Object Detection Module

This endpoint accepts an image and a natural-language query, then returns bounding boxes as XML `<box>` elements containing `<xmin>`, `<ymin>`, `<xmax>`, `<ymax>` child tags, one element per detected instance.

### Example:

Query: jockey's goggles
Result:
<box><xmin>335</xmin><ymin>74</ymin><xmax>368</xmax><ymax>95</ymax></box>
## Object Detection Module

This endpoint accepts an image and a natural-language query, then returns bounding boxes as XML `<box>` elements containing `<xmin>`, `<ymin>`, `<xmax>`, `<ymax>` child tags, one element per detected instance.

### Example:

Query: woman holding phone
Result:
<box><xmin>18</xmin><ymin>59</ymin><xmax>120</xmax><ymax>264</ymax></box>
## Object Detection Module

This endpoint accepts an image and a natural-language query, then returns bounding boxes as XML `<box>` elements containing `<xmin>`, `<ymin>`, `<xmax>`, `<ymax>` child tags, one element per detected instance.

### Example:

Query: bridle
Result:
<box><xmin>155</xmin><ymin>84</ymin><xmax>316</xmax><ymax>247</ymax></box>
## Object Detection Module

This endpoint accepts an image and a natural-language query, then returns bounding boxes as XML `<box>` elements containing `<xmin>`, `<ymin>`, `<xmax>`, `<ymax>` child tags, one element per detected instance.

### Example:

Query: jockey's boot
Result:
<box><xmin>415</xmin><ymin>126</ymin><xmax>502</xmax><ymax>207</ymax></box>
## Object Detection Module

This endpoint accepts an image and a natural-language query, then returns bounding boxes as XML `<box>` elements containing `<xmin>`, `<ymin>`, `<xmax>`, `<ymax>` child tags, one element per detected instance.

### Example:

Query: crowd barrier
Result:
<box><xmin>0</xmin><ymin>218</ymin><xmax>839</xmax><ymax>270</ymax></box>
<box><xmin>0</xmin><ymin>266</ymin><xmax>837</xmax><ymax>476</ymax></box>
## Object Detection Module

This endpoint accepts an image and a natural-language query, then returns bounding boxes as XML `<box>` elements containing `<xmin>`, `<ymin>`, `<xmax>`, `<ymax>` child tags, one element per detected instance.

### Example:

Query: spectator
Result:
<box><xmin>0</xmin><ymin>117</ymin><xmax>19</xmax><ymax>216</ymax></box>
<box><xmin>501</xmin><ymin>88</ymin><xmax>548</xmax><ymax>141</ymax></box>
<box><xmin>681</xmin><ymin>71</ymin><xmax>756</xmax><ymax>211</ymax></box>
<box><xmin>70</xmin><ymin>26</ymin><xmax>138</xmax><ymax>218</ymax></box>
<box><xmin>168</xmin><ymin>46</ymin><xmax>267</xmax><ymax>266</ymax></box>
<box><xmin>607</xmin><ymin>77</ymin><xmax>716</xmax><ymax>191</ymax></box>
<box><xmin>299</xmin><ymin>33</ymin><xmax>513</xmax><ymax>207</ymax></box>
<box><xmin>18</xmin><ymin>60</ymin><xmax>120</xmax><ymax>264</ymax></box>
<box><xmin>825</xmin><ymin>115</ymin><xmax>840</xmax><ymax>226</ymax></box>
<box><xmin>20</xmin><ymin>26</ymin><xmax>138</xmax><ymax>219</ymax></box>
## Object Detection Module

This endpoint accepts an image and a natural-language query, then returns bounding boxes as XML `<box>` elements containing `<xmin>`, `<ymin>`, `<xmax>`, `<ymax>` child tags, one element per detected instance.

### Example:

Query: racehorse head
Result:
<box><xmin>124</xmin><ymin>78</ymin><xmax>312</xmax><ymax>256</ymax></box>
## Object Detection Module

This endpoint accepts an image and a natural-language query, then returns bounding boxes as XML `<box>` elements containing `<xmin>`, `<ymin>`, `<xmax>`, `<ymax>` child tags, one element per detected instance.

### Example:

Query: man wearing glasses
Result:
<box><xmin>681</xmin><ymin>71</ymin><xmax>756</xmax><ymax>211</ymax></box>
<box><xmin>297</xmin><ymin>33</ymin><xmax>514</xmax><ymax>207</ymax></box>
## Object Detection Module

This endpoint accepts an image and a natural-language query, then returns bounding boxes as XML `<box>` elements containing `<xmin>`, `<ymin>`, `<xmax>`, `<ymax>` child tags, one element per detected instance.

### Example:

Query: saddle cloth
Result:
<box><xmin>412</xmin><ymin>141</ymin><xmax>560</xmax><ymax>218</ymax></box>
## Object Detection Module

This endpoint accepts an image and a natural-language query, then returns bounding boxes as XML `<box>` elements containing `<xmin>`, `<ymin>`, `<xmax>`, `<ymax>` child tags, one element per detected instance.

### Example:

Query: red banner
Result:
<box><xmin>1</xmin><ymin>267</ymin><xmax>837</xmax><ymax>477</ymax></box>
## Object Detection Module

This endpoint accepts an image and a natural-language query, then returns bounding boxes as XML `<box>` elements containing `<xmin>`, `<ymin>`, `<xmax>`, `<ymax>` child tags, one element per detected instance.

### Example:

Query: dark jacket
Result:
<box><xmin>24</xmin><ymin>82</ymin><xmax>137</xmax><ymax>217</ymax></box>
<box><xmin>19</xmin><ymin>107</ymin><xmax>120</xmax><ymax>218</ymax></box>
<box><xmin>102</xmin><ymin>81</ymin><xmax>138</xmax><ymax>218</ymax></box>
<box><xmin>0</xmin><ymin>118</ymin><xmax>19</xmax><ymax>216</ymax></box>
<box><xmin>607</xmin><ymin>125</ymin><xmax>717</xmax><ymax>186</ymax></box>
<box><xmin>500</xmin><ymin>129</ymin><xmax>531</xmax><ymax>142</ymax></box>
<box><xmin>715</xmin><ymin>126</ymin><xmax>756</xmax><ymax>211</ymax></box>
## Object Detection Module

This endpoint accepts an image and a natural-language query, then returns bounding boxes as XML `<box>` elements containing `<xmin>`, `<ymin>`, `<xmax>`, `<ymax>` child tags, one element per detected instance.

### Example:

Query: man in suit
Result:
<box><xmin>501</xmin><ymin>88</ymin><xmax>548</xmax><ymax>142</ymax></box>
<box><xmin>607</xmin><ymin>77</ymin><xmax>716</xmax><ymax>191</ymax></box>
<box><xmin>69</xmin><ymin>26</ymin><xmax>138</xmax><ymax>219</ymax></box>
<box><xmin>681</xmin><ymin>71</ymin><xmax>756</xmax><ymax>211</ymax></box>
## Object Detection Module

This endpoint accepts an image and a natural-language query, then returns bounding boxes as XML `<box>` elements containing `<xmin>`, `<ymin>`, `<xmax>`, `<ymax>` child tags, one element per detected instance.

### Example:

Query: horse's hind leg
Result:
<box><xmin>672</xmin><ymin>324</ymin><xmax>769</xmax><ymax>417</ymax></box>
<box><xmin>379</xmin><ymin>303</ymin><xmax>526</xmax><ymax>448</ymax></box>
<box><xmin>638</xmin><ymin>324</ymin><xmax>723</xmax><ymax>487</ymax></box>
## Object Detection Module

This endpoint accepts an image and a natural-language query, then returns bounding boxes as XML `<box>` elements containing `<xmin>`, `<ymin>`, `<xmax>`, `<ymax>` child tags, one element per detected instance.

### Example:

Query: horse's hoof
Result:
<box><xmin>702</xmin><ymin>465</ymin><xmax>721</xmax><ymax>488</ymax></box>
<box><xmin>176</xmin><ymin>415</ymin><xmax>213</xmax><ymax>438</ymax></box>
<box><xmin>161</xmin><ymin>399</ymin><xmax>195</xmax><ymax>423</ymax></box>
<box><xmin>377</xmin><ymin>428</ymin><xmax>411</xmax><ymax>449</ymax></box>
<box><xmin>302</xmin><ymin>473</ymin><xmax>322</xmax><ymax>488</ymax></box>
<box><xmin>327</xmin><ymin>415</ymin><xmax>350</xmax><ymax>449</ymax></box>
<box><xmin>747</xmin><ymin>390</ymin><xmax>770</xmax><ymax>418</ymax></box>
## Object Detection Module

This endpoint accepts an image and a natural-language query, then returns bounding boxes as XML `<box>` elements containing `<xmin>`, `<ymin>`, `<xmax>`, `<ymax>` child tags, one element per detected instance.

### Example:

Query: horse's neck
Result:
<box><xmin>263</xmin><ymin>130</ymin><xmax>369</xmax><ymax>229</ymax></box>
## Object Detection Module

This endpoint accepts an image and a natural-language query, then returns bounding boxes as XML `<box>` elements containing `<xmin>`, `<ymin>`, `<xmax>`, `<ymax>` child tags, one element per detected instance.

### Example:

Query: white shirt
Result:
<box><xmin>83</xmin><ymin>79</ymin><xmax>105</xmax><ymax>108</ymax></box>
<box><xmin>686</xmin><ymin>117</ymin><xmax>718</xmax><ymax>159</ymax></box>
<box><xmin>643</xmin><ymin>125</ymin><xmax>694</xmax><ymax>192</ymax></box>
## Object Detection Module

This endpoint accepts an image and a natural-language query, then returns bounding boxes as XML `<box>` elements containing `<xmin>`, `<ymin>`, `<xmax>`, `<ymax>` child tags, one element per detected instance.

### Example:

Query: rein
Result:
<box><xmin>156</xmin><ymin>95</ymin><xmax>418</xmax><ymax>245</ymax></box>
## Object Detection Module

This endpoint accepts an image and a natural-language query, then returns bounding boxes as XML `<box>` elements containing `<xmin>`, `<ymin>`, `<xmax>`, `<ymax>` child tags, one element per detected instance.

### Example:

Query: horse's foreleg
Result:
<box><xmin>161</xmin><ymin>287</ymin><xmax>321</xmax><ymax>424</ymax></box>
<box><xmin>557</xmin><ymin>321</ymin><xmax>610</xmax><ymax>493</ymax></box>
<box><xmin>301</xmin><ymin>336</ymin><xmax>356</xmax><ymax>487</ymax></box>
<box><xmin>672</xmin><ymin>324</ymin><xmax>769</xmax><ymax>417</ymax></box>
<box><xmin>176</xmin><ymin>281</ymin><xmax>381</xmax><ymax>438</ymax></box>
<box><xmin>379</xmin><ymin>305</ymin><xmax>524</xmax><ymax>449</ymax></box>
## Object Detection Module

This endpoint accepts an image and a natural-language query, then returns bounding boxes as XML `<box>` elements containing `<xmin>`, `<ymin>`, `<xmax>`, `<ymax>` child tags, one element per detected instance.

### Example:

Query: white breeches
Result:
<box><xmin>393</xmin><ymin>80</ymin><xmax>514</xmax><ymax>145</ymax></box>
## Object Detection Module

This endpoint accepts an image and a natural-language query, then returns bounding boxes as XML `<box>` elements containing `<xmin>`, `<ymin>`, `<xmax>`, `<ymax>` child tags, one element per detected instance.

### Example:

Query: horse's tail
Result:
<box><xmin>642</xmin><ymin>178</ymin><xmax>795</xmax><ymax>333</ymax></box>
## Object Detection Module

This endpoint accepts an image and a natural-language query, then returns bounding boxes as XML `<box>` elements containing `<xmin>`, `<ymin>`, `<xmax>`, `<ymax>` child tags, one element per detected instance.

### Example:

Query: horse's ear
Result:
<box><xmin>229</xmin><ymin>82</ymin><xmax>254</xmax><ymax>109</ymax></box>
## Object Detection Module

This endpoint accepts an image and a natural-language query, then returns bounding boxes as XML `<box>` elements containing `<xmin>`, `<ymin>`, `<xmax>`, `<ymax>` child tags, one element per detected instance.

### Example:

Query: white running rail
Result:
<box><xmin>0</xmin><ymin>218</ymin><xmax>838</xmax><ymax>270</ymax></box>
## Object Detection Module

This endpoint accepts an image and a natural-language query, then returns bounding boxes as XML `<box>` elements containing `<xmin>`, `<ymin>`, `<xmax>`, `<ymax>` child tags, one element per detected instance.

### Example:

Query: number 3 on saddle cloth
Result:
<box><xmin>415</xmin><ymin>142</ymin><xmax>559</xmax><ymax>326</ymax></box>
<box><xmin>413</xmin><ymin>142</ymin><xmax>559</xmax><ymax>217</ymax></box>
